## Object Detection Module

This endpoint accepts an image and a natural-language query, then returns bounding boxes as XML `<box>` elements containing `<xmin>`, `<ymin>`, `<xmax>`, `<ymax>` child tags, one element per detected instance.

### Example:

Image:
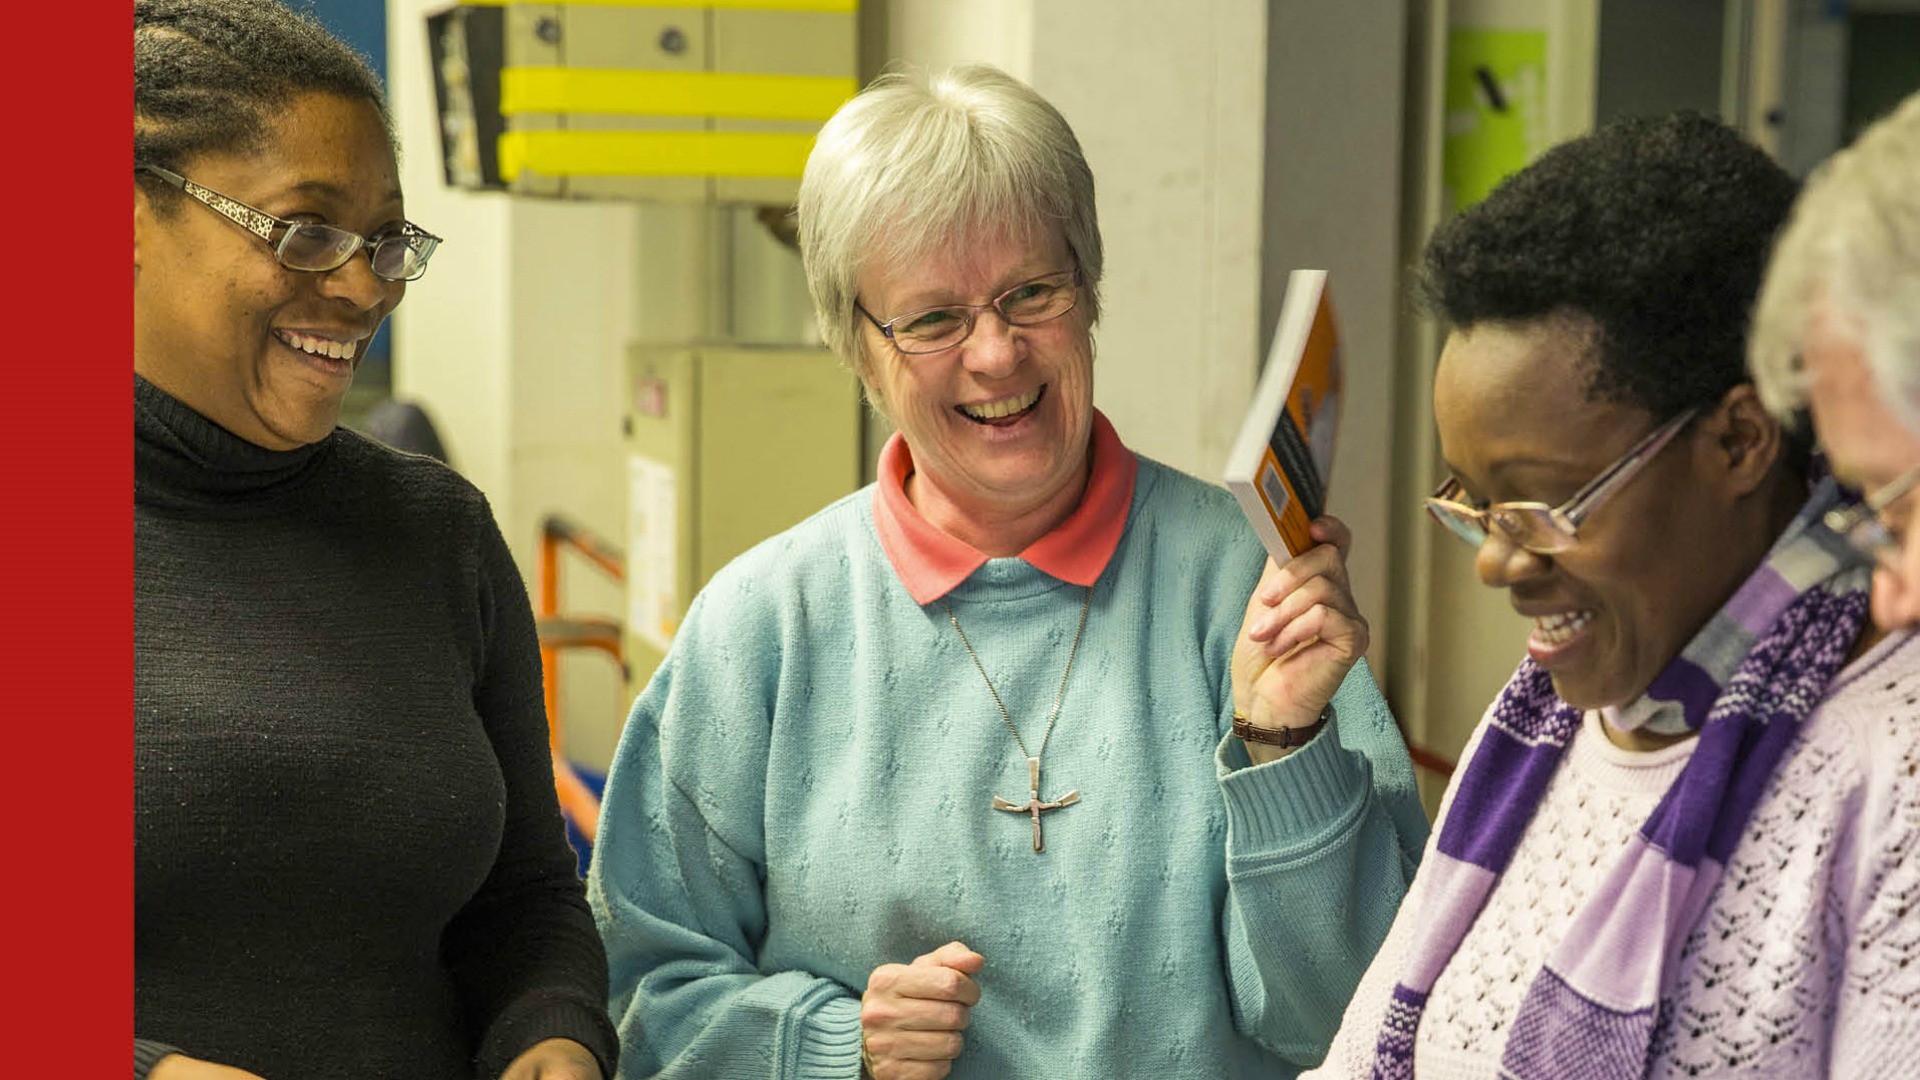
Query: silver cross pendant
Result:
<box><xmin>992</xmin><ymin>756</ymin><xmax>1080</xmax><ymax>853</ymax></box>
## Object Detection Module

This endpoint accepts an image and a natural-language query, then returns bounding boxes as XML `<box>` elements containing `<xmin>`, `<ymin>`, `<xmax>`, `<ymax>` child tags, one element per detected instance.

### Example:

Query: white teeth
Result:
<box><xmin>1533</xmin><ymin>610</ymin><xmax>1595</xmax><ymax>644</ymax></box>
<box><xmin>959</xmin><ymin>386</ymin><xmax>1041</xmax><ymax>421</ymax></box>
<box><xmin>277</xmin><ymin>330</ymin><xmax>359</xmax><ymax>361</ymax></box>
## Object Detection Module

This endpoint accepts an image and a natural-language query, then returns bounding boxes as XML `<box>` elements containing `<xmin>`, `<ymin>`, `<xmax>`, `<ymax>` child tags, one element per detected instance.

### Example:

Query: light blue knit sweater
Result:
<box><xmin>589</xmin><ymin>456</ymin><xmax>1428</xmax><ymax>1079</ymax></box>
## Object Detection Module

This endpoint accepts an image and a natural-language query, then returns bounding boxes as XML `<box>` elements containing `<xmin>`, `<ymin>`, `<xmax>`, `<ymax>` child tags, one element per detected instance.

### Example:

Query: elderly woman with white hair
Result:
<box><xmin>587</xmin><ymin>65</ymin><xmax>1426</xmax><ymax>1080</ymax></box>
<box><xmin>1752</xmin><ymin>91</ymin><xmax>1920</xmax><ymax>630</ymax></box>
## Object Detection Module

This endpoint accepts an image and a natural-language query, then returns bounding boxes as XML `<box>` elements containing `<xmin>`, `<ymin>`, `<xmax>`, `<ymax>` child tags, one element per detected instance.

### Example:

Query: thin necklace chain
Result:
<box><xmin>943</xmin><ymin>584</ymin><xmax>1094</xmax><ymax>761</ymax></box>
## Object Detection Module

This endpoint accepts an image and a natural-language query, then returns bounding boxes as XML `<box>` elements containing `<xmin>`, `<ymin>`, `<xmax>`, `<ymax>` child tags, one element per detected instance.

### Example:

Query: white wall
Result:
<box><xmin>1030</xmin><ymin>0</ymin><xmax>1268</xmax><ymax>485</ymax></box>
<box><xmin>886</xmin><ymin>0</ymin><xmax>1033</xmax><ymax>78</ymax></box>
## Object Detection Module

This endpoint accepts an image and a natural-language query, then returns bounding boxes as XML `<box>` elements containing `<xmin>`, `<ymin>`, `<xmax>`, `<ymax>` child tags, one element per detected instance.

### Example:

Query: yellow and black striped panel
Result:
<box><xmin>473</xmin><ymin>0</ymin><xmax>856</xmax><ymax>190</ymax></box>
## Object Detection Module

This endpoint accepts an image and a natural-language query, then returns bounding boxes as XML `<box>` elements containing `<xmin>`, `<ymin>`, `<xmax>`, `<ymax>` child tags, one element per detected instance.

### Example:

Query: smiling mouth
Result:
<box><xmin>956</xmin><ymin>385</ymin><xmax>1045</xmax><ymax>425</ymax></box>
<box><xmin>1531</xmin><ymin>609</ymin><xmax>1595</xmax><ymax>645</ymax></box>
<box><xmin>274</xmin><ymin>329</ymin><xmax>361</xmax><ymax>363</ymax></box>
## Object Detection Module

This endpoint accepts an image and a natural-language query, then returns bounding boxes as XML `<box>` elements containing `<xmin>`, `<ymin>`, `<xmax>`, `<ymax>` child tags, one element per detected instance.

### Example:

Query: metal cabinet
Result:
<box><xmin>622</xmin><ymin>344</ymin><xmax>863</xmax><ymax>688</ymax></box>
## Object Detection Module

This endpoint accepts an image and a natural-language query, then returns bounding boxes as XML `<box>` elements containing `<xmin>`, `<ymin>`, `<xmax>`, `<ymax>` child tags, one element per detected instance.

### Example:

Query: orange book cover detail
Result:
<box><xmin>1224</xmin><ymin>270</ymin><xmax>1343</xmax><ymax>563</ymax></box>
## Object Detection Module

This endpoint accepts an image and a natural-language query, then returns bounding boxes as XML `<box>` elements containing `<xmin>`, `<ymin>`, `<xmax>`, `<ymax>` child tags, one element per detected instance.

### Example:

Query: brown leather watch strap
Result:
<box><xmin>1232</xmin><ymin>704</ymin><xmax>1334</xmax><ymax>748</ymax></box>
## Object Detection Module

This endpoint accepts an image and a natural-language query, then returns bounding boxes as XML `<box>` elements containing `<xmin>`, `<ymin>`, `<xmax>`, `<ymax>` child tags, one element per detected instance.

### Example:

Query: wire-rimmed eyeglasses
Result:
<box><xmin>1425</xmin><ymin>408</ymin><xmax>1700</xmax><ymax>555</ymax></box>
<box><xmin>1826</xmin><ymin>462</ymin><xmax>1920</xmax><ymax>570</ymax></box>
<box><xmin>137</xmin><ymin>164</ymin><xmax>441</xmax><ymax>283</ymax></box>
<box><xmin>856</xmin><ymin>268</ymin><xmax>1080</xmax><ymax>355</ymax></box>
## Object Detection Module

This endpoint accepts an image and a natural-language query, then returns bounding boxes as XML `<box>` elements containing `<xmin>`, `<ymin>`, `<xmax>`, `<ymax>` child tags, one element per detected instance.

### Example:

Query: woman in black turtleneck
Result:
<box><xmin>132</xmin><ymin>4</ymin><xmax>615</xmax><ymax>1079</ymax></box>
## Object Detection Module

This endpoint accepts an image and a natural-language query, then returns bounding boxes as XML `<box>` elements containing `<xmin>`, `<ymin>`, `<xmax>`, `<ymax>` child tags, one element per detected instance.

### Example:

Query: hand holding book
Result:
<box><xmin>1223</xmin><ymin>270</ymin><xmax>1356</xmax><ymax>758</ymax></box>
<box><xmin>1230</xmin><ymin>516</ymin><xmax>1369</xmax><ymax>762</ymax></box>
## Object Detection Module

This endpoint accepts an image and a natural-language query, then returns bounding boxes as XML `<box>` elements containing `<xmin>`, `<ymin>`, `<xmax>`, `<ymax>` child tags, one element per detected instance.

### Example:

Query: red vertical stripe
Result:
<box><xmin>2</xmin><ymin>4</ymin><xmax>132</xmax><ymax>1069</ymax></box>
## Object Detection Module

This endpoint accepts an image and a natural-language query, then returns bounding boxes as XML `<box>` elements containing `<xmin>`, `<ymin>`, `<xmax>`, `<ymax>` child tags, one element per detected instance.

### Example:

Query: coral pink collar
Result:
<box><xmin>871</xmin><ymin>410</ymin><xmax>1138</xmax><ymax>605</ymax></box>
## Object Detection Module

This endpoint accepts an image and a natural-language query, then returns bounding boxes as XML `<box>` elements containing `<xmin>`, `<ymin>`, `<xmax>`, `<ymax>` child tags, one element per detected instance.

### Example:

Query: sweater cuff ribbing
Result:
<box><xmin>791</xmin><ymin>990</ymin><xmax>865</xmax><ymax>1079</ymax></box>
<box><xmin>1216</xmin><ymin>710</ymin><xmax>1370</xmax><ymax>856</ymax></box>
<box><xmin>474</xmin><ymin>992</ymin><xmax>621</xmax><ymax>1080</ymax></box>
<box><xmin>134</xmin><ymin>1039</ymin><xmax>181</xmax><ymax>1080</ymax></box>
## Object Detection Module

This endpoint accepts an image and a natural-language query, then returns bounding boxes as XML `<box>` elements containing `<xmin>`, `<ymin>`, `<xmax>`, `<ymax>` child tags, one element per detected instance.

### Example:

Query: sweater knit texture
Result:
<box><xmin>1305</xmin><ymin>628</ymin><xmax>1920</xmax><ymax>1079</ymax></box>
<box><xmin>134</xmin><ymin>375</ymin><xmax>618</xmax><ymax>1080</ymax></box>
<box><xmin>588</xmin><ymin>453</ymin><xmax>1430</xmax><ymax>1079</ymax></box>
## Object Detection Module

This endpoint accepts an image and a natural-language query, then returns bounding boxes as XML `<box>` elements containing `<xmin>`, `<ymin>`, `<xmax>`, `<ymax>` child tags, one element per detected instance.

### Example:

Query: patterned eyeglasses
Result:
<box><xmin>138</xmin><ymin>164</ymin><xmax>441</xmax><ymax>282</ymax></box>
<box><xmin>856</xmin><ymin>268</ymin><xmax>1080</xmax><ymax>355</ymax></box>
<box><xmin>1826</xmin><ymin>462</ymin><xmax>1920</xmax><ymax>570</ymax></box>
<box><xmin>1426</xmin><ymin>408</ymin><xmax>1700</xmax><ymax>555</ymax></box>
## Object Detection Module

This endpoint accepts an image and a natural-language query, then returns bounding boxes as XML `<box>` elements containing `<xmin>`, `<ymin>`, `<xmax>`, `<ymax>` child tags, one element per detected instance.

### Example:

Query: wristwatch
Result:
<box><xmin>1232</xmin><ymin>703</ymin><xmax>1335</xmax><ymax>748</ymax></box>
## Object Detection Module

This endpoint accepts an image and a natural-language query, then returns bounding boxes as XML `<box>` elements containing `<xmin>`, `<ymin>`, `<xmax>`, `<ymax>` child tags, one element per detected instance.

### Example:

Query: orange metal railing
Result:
<box><xmin>535</xmin><ymin>514</ymin><xmax>627</xmax><ymax>845</ymax></box>
<box><xmin>1406</xmin><ymin>741</ymin><xmax>1456</xmax><ymax>779</ymax></box>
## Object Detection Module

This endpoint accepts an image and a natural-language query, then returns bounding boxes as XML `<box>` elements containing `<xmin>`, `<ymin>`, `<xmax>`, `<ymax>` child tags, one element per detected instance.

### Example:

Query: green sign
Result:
<box><xmin>1443</xmin><ymin>29</ymin><xmax>1549</xmax><ymax>213</ymax></box>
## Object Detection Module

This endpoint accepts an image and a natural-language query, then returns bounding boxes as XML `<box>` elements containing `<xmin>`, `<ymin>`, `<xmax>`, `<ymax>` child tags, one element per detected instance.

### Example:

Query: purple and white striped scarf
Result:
<box><xmin>1371</xmin><ymin>480</ymin><xmax>1871</xmax><ymax>1079</ymax></box>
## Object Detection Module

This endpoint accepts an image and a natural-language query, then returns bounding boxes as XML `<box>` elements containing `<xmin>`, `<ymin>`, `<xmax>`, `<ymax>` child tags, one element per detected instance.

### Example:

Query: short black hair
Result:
<box><xmin>135</xmin><ymin>0</ymin><xmax>389</xmax><ymax>213</ymax></box>
<box><xmin>1420</xmin><ymin>111</ymin><xmax>1798</xmax><ymax>422</ymax></box>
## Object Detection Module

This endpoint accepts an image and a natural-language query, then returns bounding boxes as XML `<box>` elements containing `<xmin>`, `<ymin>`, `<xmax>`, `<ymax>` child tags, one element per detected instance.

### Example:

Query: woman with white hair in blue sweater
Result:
<box><xmin>588</xmin><ymin>65</ymin><xmax>1427</xmax><ymax>1080</ymax></box>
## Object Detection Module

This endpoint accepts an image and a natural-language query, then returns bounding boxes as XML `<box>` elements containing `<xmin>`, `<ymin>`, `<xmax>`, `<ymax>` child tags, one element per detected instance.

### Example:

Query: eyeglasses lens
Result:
<box><xmin>276</xmin><ymin>224</ymin><xmax>436</xmax><ymax>281</ymax></box>
<box><xmin>1846</xmin><ymin>516</ymin><xmax>1899</xmax><ymax>568</ymax></box>
<box><xmin>1489</xmin><ymin>507</ymin><xmax>1574</xmax><ymax>554</ymax></box>
<box><xmin>1426</xmin><ymin>502</ymin><xmax>1488</xmax><ymax>547</ymax></box>
<box><xmin>894</xmin><ymin>311</ymin><xmax>969</xmax><ymax>353</ymax></box>
<box><xmin>370</xmin><ymin>234</ymin><xmax>436</xmax><ymax>282</ymax></box>
<box><xmin>1001</xmin><ymin>280</ymin><xmax>1075</xmax><ymax>322</ymax></box>
<box><xmin>278</xmin><ymin>224</ymin><xmax>362</xmax><ymax>273</ymax></box>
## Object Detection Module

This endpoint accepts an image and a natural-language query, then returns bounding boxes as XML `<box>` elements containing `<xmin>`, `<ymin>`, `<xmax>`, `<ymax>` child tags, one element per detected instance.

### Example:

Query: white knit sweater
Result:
<box><xmin>1307</xmin><ymin>629</ymin><xmax>1920</xmax><ymax>1079</ymax></box>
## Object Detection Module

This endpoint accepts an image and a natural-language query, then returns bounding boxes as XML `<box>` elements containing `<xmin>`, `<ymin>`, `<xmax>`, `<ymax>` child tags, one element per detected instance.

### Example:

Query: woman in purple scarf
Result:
<box><xmin>1305</xmin><ymin>113</ymin><xmax>1920</xmax><ymax>1078</ymax></box>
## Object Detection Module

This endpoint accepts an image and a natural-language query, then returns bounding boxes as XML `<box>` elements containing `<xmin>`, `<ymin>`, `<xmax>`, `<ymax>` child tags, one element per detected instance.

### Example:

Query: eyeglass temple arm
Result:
<box><xmin>1561</xmin><ymin>411</ymin><xmax>1697</xmax><ymax>526</ymax></box>
<box><xmin>1867</xmin><ymin>462</ymin><xmax>1920</xmax><ymax>513</ymax></box>
<box><xmin>138</xmin><ymin>164</ymin><xmax>281</xmax><ymax>244</ymax></box>
<box><xmin>853</xmin><ymin>304</ymin><xmax>895</xmax><ymax>337</ymax></box>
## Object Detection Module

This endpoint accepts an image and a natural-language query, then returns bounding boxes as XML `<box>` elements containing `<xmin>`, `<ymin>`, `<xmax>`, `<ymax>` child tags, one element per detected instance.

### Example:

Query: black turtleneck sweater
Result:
<box><xmin>134</xmin><ymin>375</ymin><xmax>617</xmax><ymax>1080</ymax></box>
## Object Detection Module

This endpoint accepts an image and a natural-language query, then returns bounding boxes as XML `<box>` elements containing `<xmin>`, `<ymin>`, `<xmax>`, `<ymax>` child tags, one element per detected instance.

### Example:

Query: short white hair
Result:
<box><xmin>796</xmin><ymin>64</ymin><xmax>1103</xmax><ymax>398</ymax></box>
<box><xmin>1752</xmin><ymin>91</ymin><xmax>1920</xmax><ymax>432</ymax></box>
